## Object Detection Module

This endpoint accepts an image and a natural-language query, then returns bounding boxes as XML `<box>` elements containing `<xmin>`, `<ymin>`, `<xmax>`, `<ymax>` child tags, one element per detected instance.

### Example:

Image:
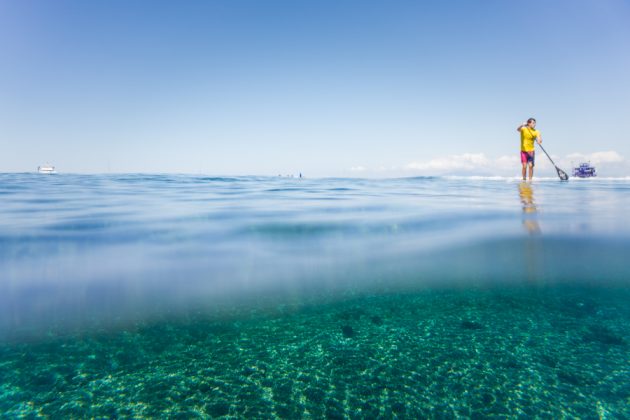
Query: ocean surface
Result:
<box><xmin>1</xmin><ymin>173</ymin><xmax>629</xmax><ymax>417</ymax></box>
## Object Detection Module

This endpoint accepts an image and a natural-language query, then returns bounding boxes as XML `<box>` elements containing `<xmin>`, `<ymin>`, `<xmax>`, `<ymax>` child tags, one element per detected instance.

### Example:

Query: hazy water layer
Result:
<box><xmin>1</xmin><ymin>174</ymin><xmax>629</xmax><ymax>416</ymax></box>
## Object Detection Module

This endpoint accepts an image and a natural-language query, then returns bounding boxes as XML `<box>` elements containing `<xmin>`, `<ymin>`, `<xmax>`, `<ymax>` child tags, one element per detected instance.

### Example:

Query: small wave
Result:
<box><xmin>442</xmin><ymin>175</ymin><xmax>562</xmax><ymax>182</ymax></box>
<box><xmin>197</xmin><ymin>177</ymin><xmax>243</xmax><ymax>182</ymax></box>
<box><xmin>569</xmin><ymin>176</ymin><xmax>630</xmax><ymax>181</ymax></box>
<box><xmin>441</xmin><ymin>175</ymin><xmax>630</xmax><ymax>182</ymax></box>
<box><xmin>266</xmin><ymin>187</ymin><xmax>307</xmax><ymax>192</ymax></box>
<box><xmin>397</xmin><ymin>176</ymin><xmax>439</xmax><ymax>181</ymax></box>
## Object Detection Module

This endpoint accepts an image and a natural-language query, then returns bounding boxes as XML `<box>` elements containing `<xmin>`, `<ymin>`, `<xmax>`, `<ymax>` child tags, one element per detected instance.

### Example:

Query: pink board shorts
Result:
<box><xmin>521</xmin><ymin>151</ymin><xmax>535</xmax><ymax>165</ymax></box>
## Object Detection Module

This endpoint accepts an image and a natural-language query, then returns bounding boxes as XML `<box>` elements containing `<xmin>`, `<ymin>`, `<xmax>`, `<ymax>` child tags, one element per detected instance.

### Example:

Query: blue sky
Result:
<box><xmin>1</xmin><ymin>0</ymin><xmax>629</xmax><ymax>176</ymax></box>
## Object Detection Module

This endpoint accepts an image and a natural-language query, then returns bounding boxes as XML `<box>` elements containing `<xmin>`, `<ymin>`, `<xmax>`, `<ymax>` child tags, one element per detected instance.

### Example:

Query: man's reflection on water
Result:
<box><xmin>518</xmin><ymin>182</ymin><xmax>542</xmax><ymax>283</ymax></box>
<box><xmin>519</xmin><ymin>182</ymin><xmax>540</xmax><ymax>234</ymax></box>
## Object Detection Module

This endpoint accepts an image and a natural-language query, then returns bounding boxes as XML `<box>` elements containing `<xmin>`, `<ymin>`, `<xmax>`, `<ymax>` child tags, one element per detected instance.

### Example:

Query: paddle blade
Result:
<box><xmin>556</xmin><ymin>167</ymin><xmax>569</xmax><ymax>181</ymax></box>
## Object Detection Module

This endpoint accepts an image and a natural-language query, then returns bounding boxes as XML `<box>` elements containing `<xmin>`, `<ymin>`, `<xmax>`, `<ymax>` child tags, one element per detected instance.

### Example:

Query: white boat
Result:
<box><xmin>38</xmin><ymin>164</ymin><xmax>56</xmax><ymax>174</ymax></box>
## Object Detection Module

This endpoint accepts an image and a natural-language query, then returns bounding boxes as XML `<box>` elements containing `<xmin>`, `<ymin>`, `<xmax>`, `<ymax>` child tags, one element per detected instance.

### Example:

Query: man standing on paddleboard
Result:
<box><xmin>517</xmin><ymin>118</ymin><xmax>543</xmax><ymax>181</ymax></box>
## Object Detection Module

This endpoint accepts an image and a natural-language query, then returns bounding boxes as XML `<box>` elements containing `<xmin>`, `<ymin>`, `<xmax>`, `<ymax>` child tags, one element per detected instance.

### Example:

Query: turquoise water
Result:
<box><xmin>1</xmin><ymin>174</ymin><xmax>629</xmax><ymax>417</ymax></box>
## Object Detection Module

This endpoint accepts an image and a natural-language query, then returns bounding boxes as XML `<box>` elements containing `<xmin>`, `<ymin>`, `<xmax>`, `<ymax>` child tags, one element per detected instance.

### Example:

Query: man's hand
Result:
<box><xmin>537</xmin><ymin>138</ymin><xmax>542</xmax><ymax>145</ymax></box>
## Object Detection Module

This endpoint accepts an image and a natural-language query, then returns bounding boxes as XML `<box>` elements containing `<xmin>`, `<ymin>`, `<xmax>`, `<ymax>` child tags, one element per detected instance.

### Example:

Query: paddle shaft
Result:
<box><xmin>537</xmin><ymin>143</ymin><xmax>557</xmax><ymax>166</ymax></box>
<box><xmin>537</xmin><ymin>143</ymin><xmax>569</xmax><ymax>180</ymax></box>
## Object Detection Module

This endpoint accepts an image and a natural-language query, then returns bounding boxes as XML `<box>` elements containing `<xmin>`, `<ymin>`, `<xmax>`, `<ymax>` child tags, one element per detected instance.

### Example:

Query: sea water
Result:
<box><xmin>0</xmin><ymin>174</ymin><xmax>629</xmax><ymax>417</ymax></box>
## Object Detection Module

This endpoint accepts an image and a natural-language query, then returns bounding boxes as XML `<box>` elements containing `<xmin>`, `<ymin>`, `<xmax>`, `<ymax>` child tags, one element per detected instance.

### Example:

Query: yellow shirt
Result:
<box><xmin>520</xmin><ymin>127</ymin><xmax>540</xmax><ymax>152</ymax></box>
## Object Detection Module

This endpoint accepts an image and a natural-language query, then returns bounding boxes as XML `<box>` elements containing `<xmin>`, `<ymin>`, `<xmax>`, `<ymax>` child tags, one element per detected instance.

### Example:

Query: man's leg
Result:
<box><xmin>522</xmin><ymin>163</ymin><xmax>527</xmax><ymax>180</ymax></box>
<box><xmin>528</xmin><ymin>162</ymin><xmax>534</xmax><ymax>180</ymax></box>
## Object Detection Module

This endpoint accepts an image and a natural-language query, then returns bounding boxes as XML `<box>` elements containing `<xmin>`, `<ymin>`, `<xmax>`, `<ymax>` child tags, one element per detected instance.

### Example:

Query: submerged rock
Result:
<box><xmin>341</xmin><ymin>325</ymin><xmax>355</xmax><ymax>338</ymax></box>
<box><xmin>584</xmin><ymin>325</ymin><xmax>625</xmax><ymax>346</ymax></box>
<box><xmin>207</xmin><ymin>402</ymin><xmax>230</xmax><ymax>417</ymax></box>
<box><xmin>460</xmin><ymin>320</ymin><xmax>483</xmax><ymax>330</ymax></box>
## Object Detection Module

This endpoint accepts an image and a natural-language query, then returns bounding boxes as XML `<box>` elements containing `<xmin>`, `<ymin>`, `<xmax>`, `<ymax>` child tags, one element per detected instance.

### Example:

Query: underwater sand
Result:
<box><xmin>1</xmin><ymin>285</ymin><xmax>628</xmax><ymax>418</ymax></box>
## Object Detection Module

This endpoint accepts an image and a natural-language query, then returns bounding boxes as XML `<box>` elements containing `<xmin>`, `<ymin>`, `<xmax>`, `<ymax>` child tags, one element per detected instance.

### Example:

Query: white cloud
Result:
<box><xmin>405</xmin><ymin>153</ymin><xmax>490</xmax><ymax>172</ymax></box>
<box><xmin>565</xmin><ymin>151</ymin><xmax>624</xmax><ymax>164</ymax></box>
<box><xmin>558</xmin><ymin>151</ymin><xmax>628</xmax><ymax>177</ymax></box>
<box><xmin>349</xmin><ymin>150</ymin><xmax>629</xmax><ymax>177</ymax></box>
<box><xmin>494</xmin><ymin>155</ymin><xmax>519</xmax><ymax>170</ymax></box>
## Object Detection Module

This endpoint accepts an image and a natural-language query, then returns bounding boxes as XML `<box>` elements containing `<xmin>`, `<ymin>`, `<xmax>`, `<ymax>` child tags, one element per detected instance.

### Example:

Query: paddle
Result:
<box><xmin>538</xmin><ymin>143</ymin><xmax>569</xmax><ymax>181</ymax></box>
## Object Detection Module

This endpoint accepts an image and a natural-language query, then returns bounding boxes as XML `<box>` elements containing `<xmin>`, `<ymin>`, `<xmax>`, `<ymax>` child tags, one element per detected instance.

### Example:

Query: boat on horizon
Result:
<box><xmin>37</xmin><ymin>164</ymin><xmax>56</xmax><ymax>174</ymax></box>
<box><xmin>572</xmin><ymin>162</ymin><xmax>596</xmax><ymax>178</ymax></box>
